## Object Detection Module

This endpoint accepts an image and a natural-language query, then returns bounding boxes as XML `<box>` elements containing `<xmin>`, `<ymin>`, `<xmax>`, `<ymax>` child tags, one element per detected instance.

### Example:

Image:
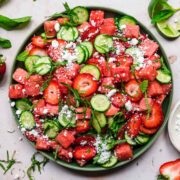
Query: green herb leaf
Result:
<box><xmin>151</xmin><ymin>9</ymin><xmax>175</xmax><ymax>24</ymax></box>
<box><xmin>16</xmin><ymin>50</ymin><xmax>29</xmax><ymax>61</ymax></box>
<box><xmin>160</xmin><ymin>57</ymin><xmax>171</xmax><ymax>75</ymax></box>
<box><xmin>0</xmin><ymin>15</ymin><xmax>31</xmax><ymax>30</ymax></box>
<box><xmin>140</xmin><ymin>80</ymin><xmax>149</xmax><ymax>93</ymax></box>
<box><xmin>157</xmin><ymin>174</ymin><xmax>169</xmax><ymax>180</ymax></box>
<box><xmin>0</xmin><ymin>37</ymin><xmax>11</xmax><ymax>48</ymax></box>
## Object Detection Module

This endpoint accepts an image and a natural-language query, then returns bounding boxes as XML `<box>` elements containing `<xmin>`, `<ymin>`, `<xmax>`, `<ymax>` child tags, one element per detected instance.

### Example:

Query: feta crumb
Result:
<box><xmin>54</xmin><ymin>22</ymin><xmax>60</xmax><ymax>32</ymax></box>
<box><xmin>51</xmin><ymin>40</ymin><xmax>59</xmax><ymax>48</ymax></box>
<box><xmin>125</xmin><ymin>100</ymin><xmax>133</xmax><ymax>111</ymax></box>
<box><xmin>43</xmin><ymin>109</ymin><xmax>48</xmax><ymax>114</ymax></box>
<box><xmin>106</xmin><ymin>89</ymin><xmax>117</xmax><ymax>99</ymax></box>
<box><xmin>68</xmin><ymin>152</ymin><xmax>73</xmax><ymax>158</ymax></box>
<box><xmin>120</xmin><ymin>24</ymin><xmax>126</xmax><ymax>30</ymax></box>
<box><xmin>91</xmin><ymin>20</ymin><xmax>96</xmax><ymax>27</ymax></box>
<box><xmin>11</xmin><ymin>102</ymin><xmax>15</xmax><ymax>107</ymax></box>
<box><xmin>129</xmin><ymin>38</ymin><xmax>139</xmax><ymax>46</ymax></box>
<box><xmin>16</xmin><ymin>110</ymin><xmax>22</xmax><ymax>115</ymax></box>
<box><xmin>108</xmin><ymin>57</ymin><xmax>116</xmax><ymax>63</ymax></box>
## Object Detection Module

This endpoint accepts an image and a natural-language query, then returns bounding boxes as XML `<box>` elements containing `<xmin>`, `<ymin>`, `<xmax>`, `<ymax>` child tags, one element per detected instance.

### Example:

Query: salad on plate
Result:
<box><xmin>9</xmin><ymin>5</ymin><xmax>172</xmax><ymax>168</ymax></box>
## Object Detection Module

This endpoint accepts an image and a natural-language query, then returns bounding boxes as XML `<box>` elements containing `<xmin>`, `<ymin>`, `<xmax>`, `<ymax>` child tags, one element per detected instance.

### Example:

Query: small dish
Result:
<box><xmin>168</xmin><ymin>101</ymin><xmax>180</xmax><ymax>152</ymax></box>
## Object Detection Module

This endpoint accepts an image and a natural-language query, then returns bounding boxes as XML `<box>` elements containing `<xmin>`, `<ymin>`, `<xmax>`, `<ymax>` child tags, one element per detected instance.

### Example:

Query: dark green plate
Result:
<box><xmin>10</xmin><ymin>7</ymin><xmax>173</xmax><ymax>171</ymax></box>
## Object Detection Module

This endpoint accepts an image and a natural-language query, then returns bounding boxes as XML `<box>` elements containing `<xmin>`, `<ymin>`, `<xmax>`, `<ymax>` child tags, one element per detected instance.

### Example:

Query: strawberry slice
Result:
<box><xmin>13</xmin><ymin>68</ymin><xmax>28</xmax><ymax>84</ymax></box>
<box><xmin>114</xmin><ymin>143</ymin><xmax>133</xmax><ymax>160</ymax></box>
<box><xmin>111</xmin><ymin>93</ymin><xmax>127</xmax><ymax>108</ymax></box>
<box><xmin>75</xmin><ymin>107</ymin><xmax>91</xmax><ymax>120</ymax></box>
<box><xmin>44</xmin><ymin>80</ymin><xmax>61</xmax><ymax>105</ymax></box>
<box><xmin>29</xmin><ymin>47</ymin><xmax>47</xmax><ymax>56</ymax></box>
<box><xmin>159</xmin><ymin>159</ymin><xmax>180</xmax><ymax>180</ymax></box>
<box><xmin>0</xmin><ymin>55</ymin><xmax>6</xmax><ymax>79</ymax></box>
<box><xmin>139</xmin><ymin>97</ymin><xmax>153</xmax><ymax>111</ymax></box>
<box><xmin>76</xmin><ymin>119</ymin><xmax>90</xmax><ymax>134</ymax></box>
<box><xmin>105</xmin><ymin>104</ymin><xmax>120</xmax><ymax>116</ymax></box>
<box><xmin>32</xmin><ymin>36</ymin><xmax>46</xmax><ymax>48</ymax></box>
<box><xmin>125</xmin><ymin>80</ymin><xmax>143</xmax><ymax>102</ymax></box>
<box><xmin>9</xmin><ymin>84</ymin><xmax>27</xmax><ymax>99</ymax></box>
<box><xmin>73</xmin><ymin>146</ymin><xmax>96</xmax><ymax>160</ymax></box>
<box><xmin>147</xmin><ymin>81</ymin><xmax>163</xmax><ymax>97</ymax></box>
<box><xmin>142</xmin><ymin>102</ymin><xmax>163</xmax><ymax>129</ymax></box>
<box><xmin>57</xmin><ymin>18</ymin><xmax>69</xmax><ymax>25</ymax></box>
<box><xmin>75</xmin><ymin>135</ymin><xmax>96</xmax><ymax>146</ymax></box>
<box><xmin>126</xmin><ymin>114</ymin><xmax>142</xmax><ymax>138</ymax></box>
<box><xmin>99</xmin><ymin>77</ymin><xmax>115</xmax><ymax>94</ymax></box>
<box><xmin>140</xmin><ymin>125</ymin><xmax>158</xmax><ymax>135</ymax></box>
<box><xmin>56</xmin><ymin>129</ymin><xmax>75</xmax><ymax>149</ymax></box>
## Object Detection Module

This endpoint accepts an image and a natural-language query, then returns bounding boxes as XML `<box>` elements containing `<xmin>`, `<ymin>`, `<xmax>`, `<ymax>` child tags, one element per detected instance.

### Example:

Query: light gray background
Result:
<box><xmin>0</xmin><ymin>0</ymin><xmax>180</xmax><ymax>179</ymax></box>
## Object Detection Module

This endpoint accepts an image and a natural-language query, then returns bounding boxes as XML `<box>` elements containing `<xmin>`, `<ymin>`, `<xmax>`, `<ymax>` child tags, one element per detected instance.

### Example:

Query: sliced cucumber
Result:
<box><xmin>80</xmin><ymin>41</ymin><xmax>93</xmax><ymax>58</ymax></box>
<box><xmin>72</xmin><ymin>6</ymin><xmax>89</xmax><ymax>25</ymax></box>
<box><xmin>135</xmin><ymin>134</ymin><xmax>150</xmax><ymax>145</ymax></box>
<box><xmin>101</xmin><ymin>155</ymin><xmax>118</xmax><ymax>168</ymax></box>
<box><xmin>58</xmin><ymin>114</ymin><xmax>76</xmax><ymax>127</ymax></box>
<box><xmin>156</xmin><ymin>69</ymin><xmax>171</xmax><ymax>84</ymax></box>
<box><xmin>94</xmin><ymin>34</ymin><xmax>113</xmax><ymax>54</ymax></box>
<box><xmin>92</xmin><ymin>117</ymin><xmax>101</xmax><ymax>133</ymax></box>
<box><xmin>124</xmin><ymin>131</ymin><xmax>137</xmax><ymax>146</ymax></box>
<box><xmin>91</xmin><ymin>94</ymin><xmax>110</xmax><ymax>112</ymax></box>
<box><xmin>108</xmin><ymin>117</ymin><xmax>114</xmax><ymax>128</ymax></box>
<box><xmin>75</xmin><ymin>45</ymin><xmax>85</xmax><ymax>64</ymax></box>
<box><xmin>43</xmin><ymin>120</ymin><xmax>60</xmax><ymax>139</ymax></box>
<box><xmin>15</xmin><ymin>98</ymin><xmax>32</xmax><ymax>111</ymax></box>
<box><xmin>80</xmin><ymin>64</ymin><xmax>100</xmax><ymax>80</ymax></box>
<box><xmin>19</xmin><ymin>111</ymin><xmax>35</xmax><ymax>130</ymax></box>
<box><xmin>34</xmin><ymin>56</ymin><xmax>52</xmax><ymax>75</ymax></box>
<box><xmin>25</xmin><ymin>55</ymin><xmax>40</xmax><ymax>73</ymax></box>
<box><xmin>94</xmin><ymin>112</ymin><xmax>107</xmax><ymax>128</ymax></box>
<box><xmin>118</xmin><ymin>15</ymin><xmax>136</xmax><ymax>27</ymax></box>
<box><xmin>80</xmin><ymin>44</ymin><xmax>89</xmax><ymax>61</ymax></box>
<box><xmin>57</xmin><ymin>26</ymin><xmax>79</xmax><ymax>42</ymax></box>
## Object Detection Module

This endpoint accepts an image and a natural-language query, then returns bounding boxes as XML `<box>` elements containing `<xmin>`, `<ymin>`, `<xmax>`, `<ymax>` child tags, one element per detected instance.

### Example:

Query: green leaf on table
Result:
<box><xmin>0</xmin><ymin>15</ymin><xmax>31</xmax><ymax>30</ymax></box>
<box><xmin>16</xmin><ymin>50</ymin><xmax>29</xmax><ymax>62</ymax></box>
<box><xmin>0</xmin><ymin>37</ymin><xmax>11</xmax><ymax>48</ymax></box>
<box><xmin>140</xmin><ymin>80</ymin><xmax>149</xmax><ymax>93</ymax></box>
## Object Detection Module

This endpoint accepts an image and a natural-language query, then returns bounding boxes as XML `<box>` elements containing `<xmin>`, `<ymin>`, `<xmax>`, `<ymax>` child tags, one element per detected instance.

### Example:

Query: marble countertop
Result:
<box><xmin>0</xmin><ymin>0</ymin><xmax>180</xmax><ymax>179</ymax></box>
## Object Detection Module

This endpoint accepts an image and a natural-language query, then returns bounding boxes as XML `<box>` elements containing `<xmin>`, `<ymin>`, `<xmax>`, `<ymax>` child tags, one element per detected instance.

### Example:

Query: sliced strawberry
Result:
<box><xmin>140</xmin><ymin>125</ymin><xmax>158</xmax><ymax>135</ymax></box>
<box><xmin>105</xmin><ymin>104</ymin><xmax>120</xmax><ymax>116</ymax></box>
<box><xmin>44</xmin><ymin>20</ymin><xmax>57</xmax><ymax>38</ymax></box>
<box><xmin>75</xmin><ymin>107</ymin><xmax>91</xmax><ymax>120</ymax></box>
<box><xmin>58</xmin><ymin>146</ymin><xmax>73</xmax><ymax>163</ymax></box>
<box><xmin>12</xmin><ymin>68</ymin><xmax>28</xmax><ymax>84</ymax></box>
<box><xmin>44</xmin><ymin>80</ymin><xmax>61</xmax><ymax>105</ymax></box>
<box><xmin>125</xmin><ymin>80</ymin><xmax>143</xmax><ymax>102</ymax></box>
<box><xmin>123</xmin><ymin>24</ymin><xmax>140</xmax><ymax>39</ymax></box>
<box><xmin>126</xmin><ymin>114</ymin><xmax>142</xmax><ymax>138</ymax></box>
<box><xmin>0</xmin><ymin>56</ymin><xmax>6</xmax><ymax>79</ymax></box>
<box><xmin>33</xmin><ymin>99</ymin><xmax>46</xmax><ymax>116</ymax></box>
<box><xmin>35</xmin><ymin>138</ymin><xmax>51</xmax><ymax>151</ymax></box>
<box><xmin>76</xmin><ymin>119</ymin><xmax>90</xmax><ymax>134</ymax></box>
<box><xmin>29</xmin><ymin>47</ymin><xmax>47</xmax><ymax>56</ymax></box>
<box><xmin>159</xmin><ymin>159</ymin><xmax>180</xmax><ymax>180</ymax></box>
<box><xmin>9</xmin><ymin>84</ymin><xmax>27</xmax><ymax>99</ymax></box>
<box><xmin>139</xmin><ymin>97</ymin><xmax>153</xmax><ymax>111</ymax></box>
<box><xmin>147</xmin><ymin>81</ymin><xmax>163</xmax><ymax>97</ymax></box>
<box><xmin>32</xmin><ymin>36</ymin><xmax>46</xmax><ymax>48</ymax></box>
<box><xmin>56</xmin><ymin>129</ymin><xmax>75</xmax><ymax>149</ymax></box>
<box><xmin>57</xmin><ymin>18</ymin><xmax>69</xmax><ymax>25</ymax></box>
<box><xmin>100</xmin><ymin>18</ymin><xmax>117</xmax><ymax>35</ymax></box>
<box><xmin>114</xmin><ymin>143</ymin><xmax>133</xmax><ymax>160</ymax></box>
<box><xmin>99</xmin><ymin>77</ymin><xmax>115</xmax><ymax>94</ymax></box>
<box><xmin>89</xmin><ymin>10</ymin><xmax>104</xmax><ymax>26</ymax></box>
<box><xmin>73</xmin><ymin>73</ymin><xmax>98</xmax><ymax>97</ymax></box>
<box><xmin>142</xmin><ymin>102</ymin><xmax>163</xmax><ymax>129</ymax></box>
<box><xmin>139</xmin><ymin>38</ymin><xmax>159</xmax><ymax>57</ymax></box>
<box><xmin>45</xmin><ymin>103</ymin><xmax>59</xmax><ymax>115</ymax></box>
<box><xmin>25</xmin><ymin>42</ymin><xmax>35</xmax><ymax>53</ymax></box>
<box><xmin>75</xmin><ymin>135</ymin><xmax>96</xmax><ymax>146</ymax></box>
<box><xmin>73</xmin><ymin>146</ymin><xmax>96</xmax><ymax>160</ymax></box>
<box><xmin>111</xmin><ymin>93</ymin><xmax>127</xmax><ymax>108</ymax></box>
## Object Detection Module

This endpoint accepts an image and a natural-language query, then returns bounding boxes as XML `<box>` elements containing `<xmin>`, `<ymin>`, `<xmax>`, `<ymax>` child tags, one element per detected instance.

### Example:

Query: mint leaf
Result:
<box><xmin>157</xmin><ymin>174</ymin><xmax>169</xmax><ymax>180</ymax></box>
<box><xmin>0</xmin><ymin>37</ymin><xmax>11</xmax><ymax>48</ymax></box>
<box><xmin>16</xmin><ymin>50</ymin><xmax>29</xmax><ymax>62</ymax></box>
<box><xmin>140</xmin><ymin>80</ymin><xmax>149</xmax><ymax>93</ymax></box>
<box><xmin>160</xmin><ymin>57</ymin><xmax>171</xmax><ymax>75</ymax></box>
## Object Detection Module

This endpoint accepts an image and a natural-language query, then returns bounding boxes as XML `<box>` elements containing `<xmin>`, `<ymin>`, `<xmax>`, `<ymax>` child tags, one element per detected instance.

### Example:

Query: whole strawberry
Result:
<box><xmin>0</xmin><ymin>55</ymin><xmax>6</xmax><ymax>80</ymax></box>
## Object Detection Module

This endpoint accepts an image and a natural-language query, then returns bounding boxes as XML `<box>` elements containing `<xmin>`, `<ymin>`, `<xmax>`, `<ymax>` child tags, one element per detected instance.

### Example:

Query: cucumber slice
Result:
<box><xmin>15</xmin><ymin>98</ymin><xmax>32</xmax><ymax>111</ymax></box>
<box><xmin>57</xmin><ymin>26</ymin><xmax>79</xmax><ymax>41</ymax></box>
<box><xmin>135</xmin><ymin>134</ymin><xmax>150</xmax><ymax>145</ymax></box>
<box><xmin>94</xmin><ymin>34</ymin><xmax>113</xmax><ymax>54</ymax></box>
<box><xmin>80</xmin><ymin>64</ymin><xmax>100</xmax><ymax>80</ymax></box>
<box><xmin>118</xmin><ymin>15</ymin><xmax>136</xmax><ymax>27</ymax></box>
<box><xmin>72</xmin><ymin>6</ymin><xmax>89</xmax><ymax>25</ymax></box>
<box><xmin>108</xmin><ymin>117</ymin><xmax>114</xmax><ymax>128</ymax></box>
<box><xmin>19</xmin><ymin>111</ymin><xmax>35</xmax><ymax>130</ymax></box>
<box><xmin>25</xmin><ymin>55</ymin><xmax>40</xmax><ymax>73</ymax></box>
<box><xmin>94</xmin><ymin>112</ymin><xmax>107</xmax><ymax>128</ymax></box>
<box><xmin>80</xmin><ymin>44</ymin><xmax>89</xmax><ymax>61</ymax></box>
<box><xmin>101</xmin><ymin>155</ymin><xmax>118</xmax><ymax>168</ymax></box>
<box><xmin>92</xmin><ymin>117</ymin><xmax>101</xmax><ymax>133</ymax></box>
<box><xmin>34</xmin><ymin>56</ymin><xmax>52</xmax><ymax>75</ymax></box>
<box><xmin>156</xmin><ymin>69</ymin><xmax>171</xmax><ymax>84</ymax></box>
<box><xmin>75</xmin><ymin>45</ymin><xmax>85</xmax><ymax>64</ymax></box>
<box><xmin>124</xmin><ymin>131</ymin><xmax>137</xmax><ymax>146</ymax></box>
<box><xmin>58</xmin><ymin>113</ymin><xmax>76</xmax><ymax>127</ymax></box>
<box><xmin>91</xmin><ymin>94</ymin><xmax>110</xmax><ymax>112</ymax></box>
<box><xmin>43</xmin><ymin>120</ymin><xmax>60</xmax><ymax>139</ymax></box>
<box><xmin>80</xmin><ymin>41</ymin><xmax>93</xmax><ymax>58</ymax></box>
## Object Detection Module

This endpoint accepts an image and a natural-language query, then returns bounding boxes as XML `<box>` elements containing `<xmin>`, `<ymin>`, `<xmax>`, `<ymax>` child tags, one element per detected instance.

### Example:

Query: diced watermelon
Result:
<box><xmin>44</xmin><ymin>20</ymin><xmax>57</xmax><ymax>38</ymax></box>
<box><xmin>100</xmin><ymin>18</ymin><xmax>117</xmax><ymax>35</ymax></box>
<box><xmin>35</xmin><ymin>138</ymin><xmax>51</xmax><ymax>150</ymax></box>
<box><xmin>147</xmin><ymin>81</ymin><xmax>163</xmax><ymax>97</ymax></box>
<box><xmin>123</xmin><ymin>24</ymin><xmax>140</xmax><ymax>38</ymax></box>
<box><xmin>13</xmin><ymin>68</ymin><xmax>28</xmax><ymax>84</ymax></box>
<box><xmin>58</xmin><ymin>146</ymin><xmax>73</xmax><ymax>162</ymax></box>
<box><xmin>9</xmin><ymin>84</ymin><xmax>27</xmax><ymax>99</ymax></box>
<box><xmin>89</xmin><ymin>10</ymin><xmax>104</xmax><ymax>26</ymax></box>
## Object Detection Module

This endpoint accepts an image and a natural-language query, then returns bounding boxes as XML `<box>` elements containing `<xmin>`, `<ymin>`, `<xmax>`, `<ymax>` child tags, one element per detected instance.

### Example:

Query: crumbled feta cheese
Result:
<box><xmin>29</xmin><ymin>129</ymin><xmax>39</xmax><ymax>137</ymax></box>
<box><xmin>51</xmin><ymin>40</ymin><xmax>59</xmax><ymax>48</ymax></box>
<box><xmin>16</xmin><ymin>110</ymin><xmax>22</xmax><ymax>115</ymax></box>
<box><xmin>106</xmin><ymin>89</ymin><xmax>117</xmax><ymax>99</ymax></box>
<box><xmin>61</xmin><ymin>50</ymin><xmax>77</xmax><ymax>68</ymax></box>
<box><xmin>98</xmin><ymin>151</ymin><xmax>111</xmax><ymax>164</ymax></box>
<box><xmin>91</xmin><ymin>20</ymin><xmax>96</xmax><ymax>27</ymax></box>
<box><xmin>59</xmin><ymin>105</ymin><xmax>73</xmax><ymax>120</ymax></box>
<box><xmin>108</xmin><ymin>57</ymin><xmax>116</xmax><ymax>63</ymax></box>
<box><xmin>66</xmin><ymin>42</ymin><xmax>76</xmax><ymax>49</ymax></box>
<box><xmin>54</xmin><ymin>22</ymin><xmax>60</xmax><ymax>32</ymax></box>
<box><xmin>43</xmin><ymin>109</ymin><xmax>48</xmax><ymax>114</ymax></box>
<box><xmin>11</xmin><ymin>102</ymin><xmax>15</xmax><ymax>107</ymax></box>
<box><xmin>68</xmin><ymin>152</ymin><xmax>73</xmax><ymax>158</ymax></box>
<box><xmin>120</xmin><ymin>24</ymin><xmax>126</xmax><ymax>30</ymax></box>
<box><xmin>125</xmin><ymin>100</ymin><xmax>133</xmax><ymax>111</ymax></box>
<box><xmin>129</xmin><ymin>38</ymin><xmax>139</xmax><ymax>46</ymax></box>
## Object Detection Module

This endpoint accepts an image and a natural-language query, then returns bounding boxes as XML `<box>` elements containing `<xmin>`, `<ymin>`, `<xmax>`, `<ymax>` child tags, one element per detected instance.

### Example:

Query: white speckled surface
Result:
<box><xmin>0</xmin><ymin>0</ymin><xmax>180</xmax><ymax>179</ymax></box>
